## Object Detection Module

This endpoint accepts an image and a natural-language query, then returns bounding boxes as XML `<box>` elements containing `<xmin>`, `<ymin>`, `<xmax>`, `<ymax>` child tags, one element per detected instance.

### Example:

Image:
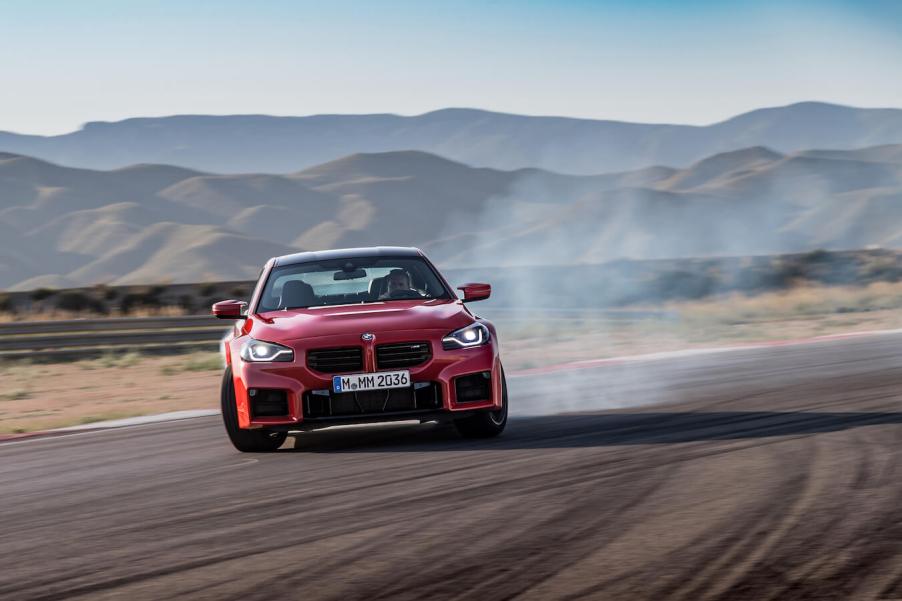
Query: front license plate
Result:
<box><xmin>333</xmin><ymin>370</ymin><xmax>411</xmax><ymax>393</ymax></box>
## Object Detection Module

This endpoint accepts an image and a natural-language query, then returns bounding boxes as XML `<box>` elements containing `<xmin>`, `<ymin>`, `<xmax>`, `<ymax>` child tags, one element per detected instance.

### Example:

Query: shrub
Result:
<box><xmin>650</xmin><ymin>270</ymin><xmax>720</xmax><ymax>301</ymax></box>
<box><xmin>119</xmin><ymin>293</ymin><xmax>142</xmax><ymax>314</ymax></box>
<box><xmin>56</xmin><ymin>292</ymin><xmax>107</xmax><ymax>314</ymax></box>
<box><xmin>30</xmin><ymin>288</ymin><xmax>55</xmax><ymax>301</ymax></box>
<box><xmin>177</xmin><ymin>294</ymin><xmax>196</xmax><ymax>312</ymax></box>
<box><xmin>120</xmin><ymin>286</ymin><xmax>164</xmax><ymax>313</ymax></box>
<box><xmin>800</xmin><ymin>249</ymin><xmax>831</xmax><ymax>264</ymax></box>
<box><xmin>860</xmin><ymin>256</ymin><xmax>902</xmax><ymax>284</ymax></box>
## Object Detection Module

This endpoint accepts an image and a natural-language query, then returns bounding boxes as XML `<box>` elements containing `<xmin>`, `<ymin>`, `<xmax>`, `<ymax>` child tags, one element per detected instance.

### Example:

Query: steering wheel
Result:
<box><xmin>386</xmin><ymin>289</ymin><xmax>424</xmax><ymax>300</ymax></box>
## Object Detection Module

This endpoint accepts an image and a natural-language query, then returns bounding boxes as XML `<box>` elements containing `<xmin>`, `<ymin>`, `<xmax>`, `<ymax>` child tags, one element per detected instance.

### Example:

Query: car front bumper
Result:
<box><xmin>226</xmin><ymin>328</ymin><xmax>503</xmax><ymax>430</ymax></box>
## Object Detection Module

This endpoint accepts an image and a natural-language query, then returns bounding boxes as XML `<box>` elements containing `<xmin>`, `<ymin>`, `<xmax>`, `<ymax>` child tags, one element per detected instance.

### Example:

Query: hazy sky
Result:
<box><xmin>1</xmin><ymin>0</ymin><xmax>901</xmax><ymax>134</ymax></box>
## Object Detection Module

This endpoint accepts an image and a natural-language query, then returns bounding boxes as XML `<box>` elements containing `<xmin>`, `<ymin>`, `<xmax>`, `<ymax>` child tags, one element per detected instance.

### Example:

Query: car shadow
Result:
<box><xmin>285</xmin><ymin>410</ymin><xmax>902</xmax><ymax>453</ymax></box>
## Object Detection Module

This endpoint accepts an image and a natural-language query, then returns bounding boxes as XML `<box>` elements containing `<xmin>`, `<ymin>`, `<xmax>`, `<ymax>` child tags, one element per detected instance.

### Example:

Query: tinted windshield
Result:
<box><xmin>256</xmin><ymin>256</ymin><xmax>452</xmax><ymax>312</ymax></box>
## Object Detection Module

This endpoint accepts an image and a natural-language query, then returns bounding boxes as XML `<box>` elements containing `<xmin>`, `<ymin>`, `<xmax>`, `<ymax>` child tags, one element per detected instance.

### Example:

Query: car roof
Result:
<box><xmin>273</xmin><ymin>246</ymin><xmax>424</xmax><ymax>267</ymax></box>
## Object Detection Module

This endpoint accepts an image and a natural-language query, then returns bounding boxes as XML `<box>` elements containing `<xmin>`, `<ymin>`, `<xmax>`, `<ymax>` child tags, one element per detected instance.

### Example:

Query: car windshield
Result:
<box><xmin>256</xmin><ymin>256</ymin><xmax>452</xmax><ymax>312</ymax></box>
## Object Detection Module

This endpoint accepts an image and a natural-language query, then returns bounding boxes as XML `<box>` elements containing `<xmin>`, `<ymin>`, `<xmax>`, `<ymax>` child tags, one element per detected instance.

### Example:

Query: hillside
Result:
<box><xmin>2</xmin><ymin>102</ymin><xmax>902</xmax><ymax>174</ymax></box>
<box><xmin>3</xmin><ymin>145</ymin><xmax>902</xmax><ymax>290</ymax></box>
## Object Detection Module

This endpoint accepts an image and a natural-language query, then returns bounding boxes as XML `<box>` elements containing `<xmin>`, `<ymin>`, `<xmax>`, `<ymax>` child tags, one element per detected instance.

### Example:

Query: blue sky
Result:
<box><xmin>1</xmin><ymin>0</ymin><xmax>901</xmax><ymax>134</ymax></box>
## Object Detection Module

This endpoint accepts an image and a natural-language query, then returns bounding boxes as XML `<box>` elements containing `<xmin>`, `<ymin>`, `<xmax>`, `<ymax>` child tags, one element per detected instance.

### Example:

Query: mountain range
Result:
<box><xmin>3</xmin><ymin>102</ymin><xmax>902</xmax><ymax>174</ymax></box>
<box><xmin>3</xmin><ymin>142</ymin><xmax>902</xmax><ymax>290</ymax></box>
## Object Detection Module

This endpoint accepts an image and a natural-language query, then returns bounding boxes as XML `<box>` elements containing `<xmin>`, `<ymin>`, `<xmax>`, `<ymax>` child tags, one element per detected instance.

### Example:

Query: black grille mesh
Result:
<box><xmin>376</xmin><ymin>342</ymin><xmax>431</xmax><ymax>369</ymax></box>
<box><xmin>307</xmin><ymin>347</ymin><xmax>363</xmax><ymax>373</ymax></box>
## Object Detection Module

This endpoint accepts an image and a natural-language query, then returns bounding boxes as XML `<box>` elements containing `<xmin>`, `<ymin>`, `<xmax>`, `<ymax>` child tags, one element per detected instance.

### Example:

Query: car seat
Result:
<box><xmin>368</xmin><ymin>276</ymin><xmax>387</xmax><ymax>300</ymax></box>
<box><xmin>280</xmin><ymin>280</ymin><xmax>316</xmax><ymax>308</ymax></box>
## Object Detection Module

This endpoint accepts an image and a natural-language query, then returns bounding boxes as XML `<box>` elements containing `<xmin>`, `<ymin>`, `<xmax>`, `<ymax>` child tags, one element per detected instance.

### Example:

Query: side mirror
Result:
<box><xmin>212</xmin><ymin>299</ymin><xmax>247</xmax><ymax>319</ymax></box>
<box><xmin>457</xmin><ymin>283</ymin><xmax>491</xmax><ymax>303</ymax></box>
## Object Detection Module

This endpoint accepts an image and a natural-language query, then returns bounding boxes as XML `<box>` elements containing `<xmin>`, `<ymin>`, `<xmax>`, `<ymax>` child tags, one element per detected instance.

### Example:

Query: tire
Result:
<box><xmin>221</xmin><ymin>366</ymin><xmax>287</xmax><ymax>452</ymax></box>
<box><xmin>453</xmin><ymin>366</ymin><xmax>508</xmax><ymax>438</ymax></box>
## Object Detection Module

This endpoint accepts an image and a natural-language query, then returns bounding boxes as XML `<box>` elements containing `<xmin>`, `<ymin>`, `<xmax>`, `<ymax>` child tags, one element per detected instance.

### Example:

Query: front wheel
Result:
<box><xmin>453</xmin><ymin>366</ymin><xmax>508</xmax><ymax>438</ymax></box>
<box><xmin>221</xmin><ymin>366</ymin><xmax>287</xmax><ymax>452</ymax></box>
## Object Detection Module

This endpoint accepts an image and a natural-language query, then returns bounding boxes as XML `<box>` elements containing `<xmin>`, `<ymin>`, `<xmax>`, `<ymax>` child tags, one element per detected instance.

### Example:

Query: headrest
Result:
<box><xmin>368</xmin><ymin>276</ymin><xmax>386</xmax><ymax>299</ymax></box>
<box><xmin>280</xmin><ymin>279</ymin><xmax>316</xmax><ymax>308</ymax></box>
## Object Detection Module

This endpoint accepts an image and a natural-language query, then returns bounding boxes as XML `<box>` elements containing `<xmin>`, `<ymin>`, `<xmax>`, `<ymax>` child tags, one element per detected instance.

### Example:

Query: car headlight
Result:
<box><xmin>442</xmin><ymin>323</ymin><xmax>491</xmax><ymax>350</ymax></box>
<box><xmin>239</xmin><ymin>338</ymin><xmax>294</xmax><ymax>362</ymax></box>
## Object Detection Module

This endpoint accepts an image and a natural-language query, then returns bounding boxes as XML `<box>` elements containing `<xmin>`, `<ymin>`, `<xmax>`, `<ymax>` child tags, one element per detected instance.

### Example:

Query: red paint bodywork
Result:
<box><xmin>218</xmin><ymin>249</ymin><xmax>501</xmax><ymax>430</ymax></box>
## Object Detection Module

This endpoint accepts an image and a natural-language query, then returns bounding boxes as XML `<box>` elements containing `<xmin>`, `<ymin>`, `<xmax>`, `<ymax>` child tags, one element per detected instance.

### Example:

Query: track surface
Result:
<box><xmin>4</xmin><ymin>334</ymin><xmax>902</xmax><ymax>600</ymax></box>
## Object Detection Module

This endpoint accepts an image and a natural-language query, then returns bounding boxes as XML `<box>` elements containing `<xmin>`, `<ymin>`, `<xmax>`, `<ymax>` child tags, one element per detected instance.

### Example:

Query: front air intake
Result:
<box><xmin>454</xmin><ymin>372</ymin><xmax>492</xmax><ymax>403</ymax></box>
<box><xmin>303</xmin><ymin>382</ymin><xmax>442</xmax><ymax>419</ymax></box>
<box><xmin>250</xmin><ymin>389</ymin><xmax>289</xmax><ymax>417</ymax></box>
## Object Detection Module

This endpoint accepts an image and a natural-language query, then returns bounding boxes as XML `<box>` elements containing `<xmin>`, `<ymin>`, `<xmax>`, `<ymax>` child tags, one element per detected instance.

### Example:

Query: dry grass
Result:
<box><xmin>0</xmin><ymin>389</ymin><xmax>31</xmax><ymax>401</ymax></box>
<box><xmin>673</xmin><ymin>281</ymin><xmax>902</xmax><ymax>324</ymax></box>
<box><xmin>160</xmin><ymin>354</ymin><xmax>224</xmax><ymax>375</ymax></box>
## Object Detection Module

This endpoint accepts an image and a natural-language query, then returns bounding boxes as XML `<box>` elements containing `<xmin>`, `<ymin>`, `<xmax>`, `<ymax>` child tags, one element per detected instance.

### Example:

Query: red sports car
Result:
<box><xmin>212</xmin><ymin>247</ymin><xmax>507</xmax><ymax>452</ymax></box>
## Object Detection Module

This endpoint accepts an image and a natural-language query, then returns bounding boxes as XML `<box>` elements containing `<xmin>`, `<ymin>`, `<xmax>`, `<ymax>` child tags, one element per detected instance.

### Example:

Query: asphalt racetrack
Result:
<box><xmin>4</xmin><ymin>333</ymin><xmax>902</xmax><ymax>600</ymax></box>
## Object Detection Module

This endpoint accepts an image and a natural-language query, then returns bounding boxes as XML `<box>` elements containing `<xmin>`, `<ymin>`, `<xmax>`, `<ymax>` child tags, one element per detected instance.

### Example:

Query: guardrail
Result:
<box><xmin>0</xmin><ymin>315</ymin><xmax>220</xmax><ymax>336</ymax></box>
<box><xmin>0</xmin><ymin>315</ymin><xmax>230</xmax><ymax>361</ymax></box>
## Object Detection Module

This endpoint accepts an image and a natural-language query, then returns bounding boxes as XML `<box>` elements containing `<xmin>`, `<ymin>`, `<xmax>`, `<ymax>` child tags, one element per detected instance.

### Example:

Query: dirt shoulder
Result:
<box><xmin>0</xmin><ymin>353</ymin><xmax>222</xmax><ymax>434</ymax></box>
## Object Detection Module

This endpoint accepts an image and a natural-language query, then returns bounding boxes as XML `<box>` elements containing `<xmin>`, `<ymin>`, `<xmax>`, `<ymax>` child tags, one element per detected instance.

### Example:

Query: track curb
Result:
<box><xmin>0</xmin><ymin>410</ymin><xmax>220</xmax><ymax>442</ymax></box>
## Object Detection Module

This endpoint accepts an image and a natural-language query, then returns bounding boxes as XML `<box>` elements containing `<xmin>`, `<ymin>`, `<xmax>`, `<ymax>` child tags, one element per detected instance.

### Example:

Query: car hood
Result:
<box><xmin>246</xmin><ymin>299</ymin><xmax>473</xmax><ymax>342</ymax></box>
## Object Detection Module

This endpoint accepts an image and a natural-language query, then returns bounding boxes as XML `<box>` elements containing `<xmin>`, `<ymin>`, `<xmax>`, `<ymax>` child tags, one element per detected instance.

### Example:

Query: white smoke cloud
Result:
<box><xmin>430</xmin><ymin>163</ymin><xmax>859</xmax><ymax>415</ymax></box>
